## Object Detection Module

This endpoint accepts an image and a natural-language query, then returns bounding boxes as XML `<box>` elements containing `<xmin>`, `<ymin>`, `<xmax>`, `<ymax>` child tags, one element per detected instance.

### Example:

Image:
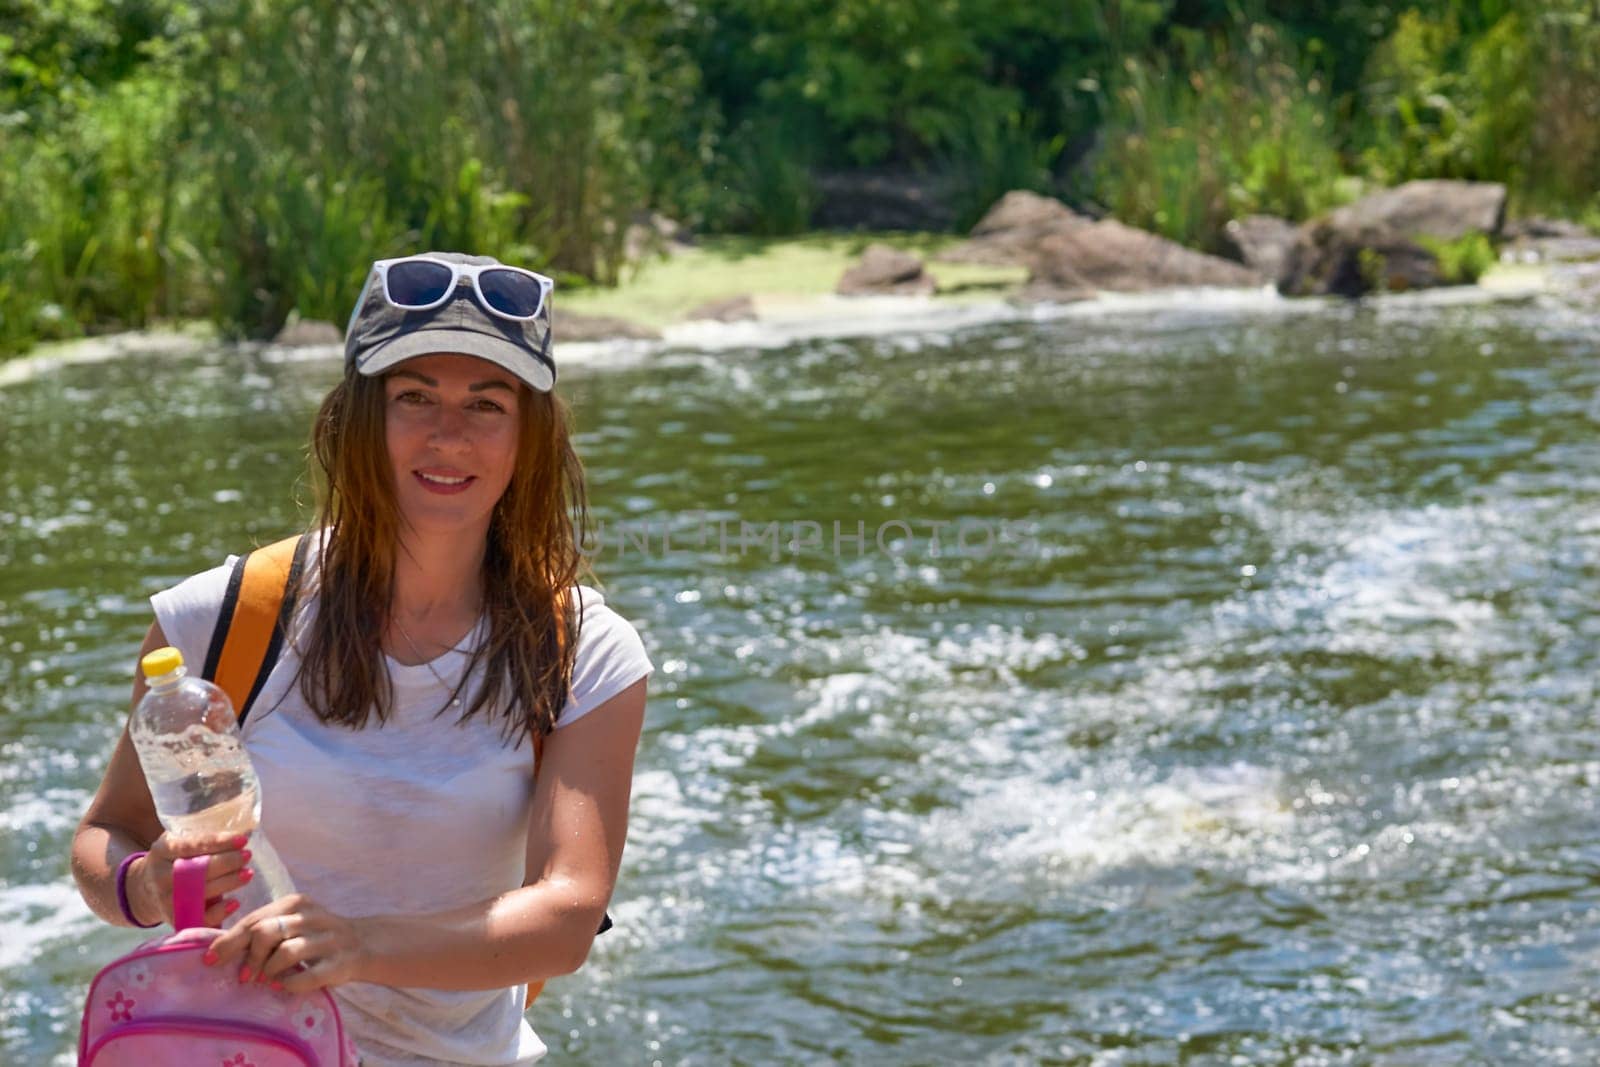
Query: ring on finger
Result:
<box><xmin>276</xmin><ymin>916</ymin><xmax>289</xmax><ymax>941</ymax></box>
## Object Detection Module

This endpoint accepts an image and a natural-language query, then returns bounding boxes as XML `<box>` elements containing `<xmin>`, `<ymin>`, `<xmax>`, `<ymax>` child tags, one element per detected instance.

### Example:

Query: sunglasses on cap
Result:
<box><xmin>371</xmin><ymin>256</ymin><xmax>554</xmax><ymax>322</ymax></box>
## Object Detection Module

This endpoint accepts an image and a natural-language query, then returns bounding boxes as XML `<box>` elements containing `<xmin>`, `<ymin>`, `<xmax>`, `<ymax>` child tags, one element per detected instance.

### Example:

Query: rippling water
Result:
<box><xmin>2</xmin><ymin>294</ymin><xmax>1598</xmax><ymax>1064</ymax></box>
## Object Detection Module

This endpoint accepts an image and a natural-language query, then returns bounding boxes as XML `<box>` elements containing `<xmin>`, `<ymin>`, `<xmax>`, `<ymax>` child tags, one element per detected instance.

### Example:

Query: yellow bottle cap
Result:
<box><xmin>140</xmin><ymin>646</ymin><xmax>185</xmax><ymax>680</ymax></box>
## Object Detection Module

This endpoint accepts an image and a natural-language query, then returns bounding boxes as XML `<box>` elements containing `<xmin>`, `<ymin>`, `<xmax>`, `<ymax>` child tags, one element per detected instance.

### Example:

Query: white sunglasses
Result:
<box><xmin>369</xmin><ymin>256</ymin><xmax>554</xmax><ymax>322</ymax></box>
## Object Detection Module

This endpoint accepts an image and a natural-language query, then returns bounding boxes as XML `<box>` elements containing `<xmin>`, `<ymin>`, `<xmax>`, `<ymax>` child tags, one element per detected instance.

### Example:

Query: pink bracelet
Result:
<box><xmin>116</xmin><ymin>851</ymin><xmax>161</xmax><ymax>928</ymax></box>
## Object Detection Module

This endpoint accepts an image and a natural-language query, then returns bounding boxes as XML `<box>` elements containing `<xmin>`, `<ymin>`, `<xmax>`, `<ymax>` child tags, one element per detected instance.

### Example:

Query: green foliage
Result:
<box><xmin>1517</xmin><ymin>1</ymin><xmax>1600</xmax><ymax>217</ymax></box>
<box><xmin>5</xmin><ymin>0</ymin><xmax>1600</xmax><ymax>358</ymax></box>
<box><xmin>1357</xmin><ymin>0</ymin><xmax>1600</xmax><ymax>217</ymax></box>
<box><xmin>1093</xmin><ymin>23</ymin><xmax>1347</xmax><ymax>250</ymax></box>
<box><xmin>1359</xmin><ymin>9</ymin><xmax>1475</xmax><ymax>182</ymax></box>
<box><xmin>182</xmin><ymin>0</ymin><xmax>683</xmax><ymax>336</ymax></box>
<box><xmin>0</xmin><ymin>0</ymin><xmax>192</xmax><ymax>119</ymax></box>
<box><xmin>2</xmin><ymin>0</ymin><xmax>698</xmax><ymax>348</ymax></box>
<box><xmin>943</xmin><ymin>99</ymin><xmax>1065</xmax><ymax>232</ymax></box>
<box><xmin>704</xmin><ymin>116</ymin><xmax>821</xmax><ymax>236</ymax></box>
<box><xmin>676</xmin><ymin>0</ymin><xmax>1166</xmax><ymax>231</ymax></box>
<box><xmin>0</xmin><ymin>62</ymin><xmax>198</xmax><ymax>350</ymax></box>
<box><xmin>1358</xmin><ymin>247</ymin><xmax>1388</xmax><ymax>292</ymax></box>
<box><xmin>1421</xmin><ymin>231</ymin><xmax>1497</xmax><ymax>284</ymax></box>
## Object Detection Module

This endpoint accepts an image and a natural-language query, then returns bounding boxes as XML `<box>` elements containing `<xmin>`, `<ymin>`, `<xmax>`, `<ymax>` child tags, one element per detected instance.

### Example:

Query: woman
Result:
<box><xmin>70</xmin><ymin>251</ymin><xmax>654</xmax><ymax>1065</ymax></box>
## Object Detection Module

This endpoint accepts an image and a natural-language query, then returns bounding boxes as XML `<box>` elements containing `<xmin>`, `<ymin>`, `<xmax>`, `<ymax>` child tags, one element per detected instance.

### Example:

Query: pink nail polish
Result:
<box><xmin>226</xmin><ymin>900</ymin><xmax>240</xmax><ymax>914</ymax></box>
<box><xmin>240</xmin><ymin>869</ymin><xmax>254</xmax><ymax>883</ymax></box>
<box><xmin>270</xmin><ymin>981</ymin><xmax>284</xmax><ymax>991</ymax></box>
<box><xmin>202</xmin><ymin>951</ymin><xmax>218</xmax><ymax>965</ymax></box>
<box><xmin>241</xmin><ymin>849</ymin><xmax>253</xmax><ymax>863</ymax></box>
<box><xmin>238</xmin><ymin>967</ymin><xmax>251</xmax><ymax>983</ymax></box>
<box><xmin>233</xmin><ymin>835</ymin><xmax>250</xmax><ymax>847</ymax></box>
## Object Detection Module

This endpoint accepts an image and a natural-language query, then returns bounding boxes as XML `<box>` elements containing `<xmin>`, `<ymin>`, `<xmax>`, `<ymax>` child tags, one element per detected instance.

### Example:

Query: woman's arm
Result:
<box><xmin>211</xmin><ymin>676</ymin><xmax>649</xmax><ymax>992</ymax></box>
<box><xmin>72</xmin><ymin>621</ymin><xmax>252</xmax><ymax>928</ymax></box>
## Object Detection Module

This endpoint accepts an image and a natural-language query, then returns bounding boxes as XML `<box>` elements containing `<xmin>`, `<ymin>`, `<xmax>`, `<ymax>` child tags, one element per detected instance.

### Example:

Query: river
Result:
<box><xmin>2</xmin><ymin>292</ymin><xmax>1596</xmax><ymax>1063</ymax></box>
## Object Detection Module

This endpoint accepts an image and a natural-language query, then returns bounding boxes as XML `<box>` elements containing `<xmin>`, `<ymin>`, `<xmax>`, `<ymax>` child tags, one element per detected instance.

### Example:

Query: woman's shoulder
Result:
<box><xmin>557</xmin><ymin>584</ymin><xmax>654</xmax><ymax>729</ymax></box>
<box><xmin>567</xmin><ymin>585</ymin><xmax>650</xmax><ymax>656</ymax></box>
<box><xmin>147</xmin><ymin>531</ymin><xmax>326</xmax><ymax>669</ymax></box>
<box><xmin>568</xmin><ymin>584</ymin><xmax>649</xmax><ymax>642</ymax></box>
<box><xmin>147</xmin><ymin>554</ymin><xmax>244</xmax><ymax>675</ymax></box>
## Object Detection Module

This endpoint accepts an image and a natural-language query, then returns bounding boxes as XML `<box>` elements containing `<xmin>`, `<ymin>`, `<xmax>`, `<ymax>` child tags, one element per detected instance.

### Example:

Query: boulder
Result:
<box><xmin>1279</xmin><ymin>180</ymin><xmax>1507</xmax><ymax>297</ymax></box>
<box><xmin>1028</xmin><ymin>220</ymin><xmax>1264</xmax><ymax>292</ymax></box>
<box><xmin>937</xmin><ymin>190</ymin><xmax>1088</xmax><ymax>266</ymax></box>
<box><xmin>1279</xmin><ymin>223</ymin><xmax>1446</xmax><ymax>297</ymax></box>
<box><xmin>972</xmin><ymin>190</ymin><xmax>1087</xmax><ymax>239</ymax></box>
<box><xmin>272</xmin><ymin>317</ymin><xmax>342</xmax><ymax>346</ymax></box>
<box><xmin>1221</xmin><ymin>215</ymin><xmax>1299</xmax><ymax>284</ymax></box>
<box><xmin>1320</xmin><ymin>180</ymin><xmax>1507</xmax><ymax>243</ymax></box>
<box><xmin>836</xmin><ymin>244</ymin><xmax>936</xmax><ymax>296</ymax></box>
<box><xmin>554</xmin><ymin>311</ymin><xmax>661</xmax><ymax>342</ymax></box>
<box><xmin>686</xmin><ymin>294</ymin><xmax>757</xmax><ymax>322</ymax></box>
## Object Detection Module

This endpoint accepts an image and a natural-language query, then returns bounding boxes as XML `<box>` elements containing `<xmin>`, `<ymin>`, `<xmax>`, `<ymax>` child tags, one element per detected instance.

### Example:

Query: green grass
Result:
<box><xmin>558</xmin><ymin>232</ymin><xmax>1026</xmax><ymax>328</ymax></box>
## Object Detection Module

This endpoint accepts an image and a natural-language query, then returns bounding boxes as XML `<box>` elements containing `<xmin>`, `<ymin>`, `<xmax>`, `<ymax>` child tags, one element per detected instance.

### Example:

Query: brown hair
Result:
<box><xmin>295</xmin><ymin>366</ymin><xmax>593</xmax><ymax>743</ymax></box>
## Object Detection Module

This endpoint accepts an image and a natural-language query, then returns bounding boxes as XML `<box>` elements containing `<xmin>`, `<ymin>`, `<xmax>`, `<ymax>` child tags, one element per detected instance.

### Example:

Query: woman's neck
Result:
<box><xmin>391</xmin><ymin>526</ymin><xmax>488</xmax><ymax>630</ymax></box>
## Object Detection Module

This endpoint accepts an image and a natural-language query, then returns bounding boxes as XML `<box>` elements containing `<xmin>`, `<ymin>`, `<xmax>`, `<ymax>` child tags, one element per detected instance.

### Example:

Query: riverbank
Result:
<box><xmin>3</xmin><ymin>228</ymin><xmax>1593</xmax><ymax>391</ymax></box>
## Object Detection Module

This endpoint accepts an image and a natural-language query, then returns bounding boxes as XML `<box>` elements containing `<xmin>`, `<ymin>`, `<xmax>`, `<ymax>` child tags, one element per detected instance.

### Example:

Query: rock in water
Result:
<box><xmin>1279</xmin><ymin>226</ymin><xmax>1444</xmax><ymax>297</ymax></box>
<box><xmin>1279</xmin><ymin>180</ymin><xmax>1507</xmax><ymax>297</ymax></box>
<box><xmin>1028</xmin><ymin>220</ymin><xmax>1264</xmax><ymax>292</ymax></box>
<box><xmin>1321</xmin><ymin>180</ymin><xmax>1506</xmax><ymax>243</ymax></box>
<box><xmin>938</xmin><ymin>190</ymin><xmax>1088</xmax><ymax>267</ymax></box>
<box><xmin>836</xmin><ymin>244</ymin><xmax>936</xmax><ymax>296</ymax></box>
<box><xmin>1222</xmin><ymin>215</ymin><xmax>1299</xmax><ymax>286</ymax></box>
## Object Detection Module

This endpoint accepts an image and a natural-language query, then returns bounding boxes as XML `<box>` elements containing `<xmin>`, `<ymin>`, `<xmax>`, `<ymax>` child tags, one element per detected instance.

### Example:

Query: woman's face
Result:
<box><xmin>383</xmin><ymin>353</ymin><xmax>524</xmax><ymax>539</ymax></box>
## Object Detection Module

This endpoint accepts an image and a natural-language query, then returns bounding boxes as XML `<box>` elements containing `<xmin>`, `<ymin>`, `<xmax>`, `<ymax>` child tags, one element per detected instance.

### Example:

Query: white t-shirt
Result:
<box><xmin>150</xmin><ymin>537</ymin><xmax>654</xmax><ymax>1066</ymax></box>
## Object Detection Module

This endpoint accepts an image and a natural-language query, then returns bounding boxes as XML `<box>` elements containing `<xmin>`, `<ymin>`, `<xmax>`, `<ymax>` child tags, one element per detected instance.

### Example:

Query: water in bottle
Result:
<box><xmin>130</xmin><ymin>646</ymin><xmax>295</xmax><ymax>923</ymax></box>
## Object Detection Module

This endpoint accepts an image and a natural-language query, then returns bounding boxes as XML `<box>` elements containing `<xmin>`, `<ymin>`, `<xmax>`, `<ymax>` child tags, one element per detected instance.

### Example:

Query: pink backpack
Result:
<box><xmin>80</xmin><ymin>856</ymin><xmax>360</xmax><ymax>1065</ymax></box>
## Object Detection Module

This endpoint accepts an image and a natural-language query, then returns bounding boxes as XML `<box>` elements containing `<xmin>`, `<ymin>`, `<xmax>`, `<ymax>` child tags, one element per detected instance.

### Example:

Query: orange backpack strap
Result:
<box><xmin>200</xmin><ymin>535</ymin><xmax>309</xmax><ymax>725</ymax></box>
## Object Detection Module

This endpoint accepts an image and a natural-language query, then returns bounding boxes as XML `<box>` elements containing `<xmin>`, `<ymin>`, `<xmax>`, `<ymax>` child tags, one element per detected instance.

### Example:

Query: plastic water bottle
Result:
<box><xmin>130</xmin><ymin>645</ymin><xmax>296</xmax><ymax>925</ymax></box>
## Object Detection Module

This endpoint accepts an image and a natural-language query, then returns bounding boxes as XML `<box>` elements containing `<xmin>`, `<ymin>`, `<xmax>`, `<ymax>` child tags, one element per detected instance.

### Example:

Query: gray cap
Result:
<box><xmin>344</xmin><ymin>251</ymin><xmax>555</xmax><ymax>392</ymax></box>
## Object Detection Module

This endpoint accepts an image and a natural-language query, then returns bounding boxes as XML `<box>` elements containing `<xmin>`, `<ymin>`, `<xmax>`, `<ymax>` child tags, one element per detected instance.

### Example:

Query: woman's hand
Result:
<box><xmin>203</xmin><ymin>894</ymin><xmax>369</xmax><ymax>994</ymax></box>
<box><xmin>130</xmin><ymin>831</ymin><xmax>254</xmax><ymax>928</ymax></box>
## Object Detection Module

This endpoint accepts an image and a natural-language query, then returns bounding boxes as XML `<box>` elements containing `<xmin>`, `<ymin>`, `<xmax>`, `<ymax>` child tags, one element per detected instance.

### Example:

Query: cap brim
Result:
<box><xmin>355</xmin><ymin>326</ymin><xmax>554</xmax><ymax>392</ymax></box>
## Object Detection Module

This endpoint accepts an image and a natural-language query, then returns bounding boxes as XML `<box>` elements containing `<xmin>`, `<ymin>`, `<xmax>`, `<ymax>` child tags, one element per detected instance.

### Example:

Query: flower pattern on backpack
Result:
<box><xmin>106</xmin><ymin>990</ymin><xmax>135</xmax><ymax>1022</ymax></box>
<box><xmin>126</xmin><ymin>962</ymin><xmax>155</xmax><ymax>990</ymax></box>
<box><xmin>291</xmin><ymin>999</ymin><xmax>329</xmax><ymax>1039</ymax></box>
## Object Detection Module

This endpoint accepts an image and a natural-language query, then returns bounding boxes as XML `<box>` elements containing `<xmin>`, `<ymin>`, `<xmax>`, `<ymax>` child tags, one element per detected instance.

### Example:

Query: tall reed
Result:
<box><xmin>182</xmin><ymin>0</ymin><xmax>667</xmax><ymax>335</ymax></box>
<box><xmin>1091</xmin><ymin>23</ymin><xmax>1346</xmax><ymax>251</ymax></box>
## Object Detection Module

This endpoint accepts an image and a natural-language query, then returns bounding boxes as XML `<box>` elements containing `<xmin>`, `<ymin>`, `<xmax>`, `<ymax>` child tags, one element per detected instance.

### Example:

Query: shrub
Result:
<box><xmin>1421</xmin><ymin>232</ymin><xmax>1497</xmax><ymax>285</ymax></box>
<box><xmin>182</xmin><ymin>0</ymin><xmax>673</xmax><ymax>336</ymax></box>
<box><xmin>1092</xmin><ymin>23</ymin><xmax>1347</xmax><ymax>251</ymax></box>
